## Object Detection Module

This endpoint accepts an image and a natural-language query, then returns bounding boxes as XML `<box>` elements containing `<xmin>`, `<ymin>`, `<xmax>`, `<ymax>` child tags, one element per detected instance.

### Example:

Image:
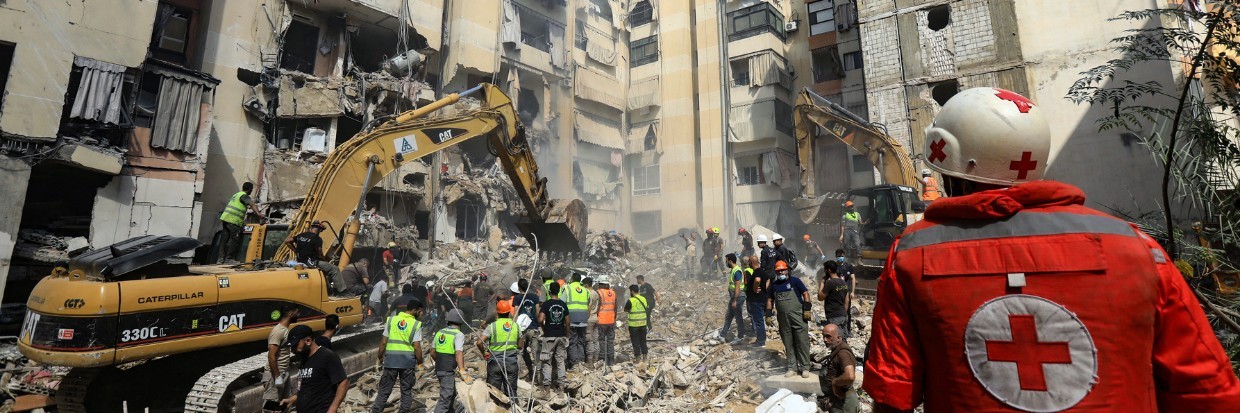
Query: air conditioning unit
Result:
<box><xmin>838</xmin><ymin>21</ymin><xmax>852</xmax><ymax>32</ymax></box>
<box><xmin>784</xmin><ymin>21</ymin><xmax>799</xmax><ymax>33</ymax></box>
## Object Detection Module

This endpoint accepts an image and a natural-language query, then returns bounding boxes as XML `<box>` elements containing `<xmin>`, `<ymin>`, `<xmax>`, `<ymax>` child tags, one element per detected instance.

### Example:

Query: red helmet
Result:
<box><xmin>803</xmin><ymin>234</ymin><xmax>811</xmax><ymax>241</ymax></box>
<box><xmin>738</xmin><ymin>227</ymin><xmax>747</xmax><ymax>235</ymax></box>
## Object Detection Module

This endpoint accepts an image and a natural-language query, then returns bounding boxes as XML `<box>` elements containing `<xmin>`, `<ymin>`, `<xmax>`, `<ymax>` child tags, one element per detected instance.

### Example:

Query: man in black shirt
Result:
<box><xmin>281</xmin><ymin>325</ymin><xmax>348</xmax><ymax>413</ymax></box>
<box><xmin>286</xmin><ymin>221</ymin><xmax>341</xmax><ymax>284</ymax></box>
<box><xmin>636</xmin><ymin>275</ymin><xmax>658</xmax><ymax>330</ymax></box>
<box><xmin>744</xmin><ymin>255</ymin><xmax>767</xmax><ymax>347</ymax></box>
<box><xmin>538</xmin><ymin>283</ymin><xmax>568</xmax><ymax>388</ymax></box>
<box><xmin>818</xmin><ymin>261</ymin><xmax>850</xmax><ymax>338</ymax></box>
<box><xmin>314</xmin><ymin>314</ymin><xmax>339</xmax><ymax>350</ymax></box>
<box><xmin>390</xmin><ymin>284</ymin><xmax>417</xmax><ymax>314</ymax></box>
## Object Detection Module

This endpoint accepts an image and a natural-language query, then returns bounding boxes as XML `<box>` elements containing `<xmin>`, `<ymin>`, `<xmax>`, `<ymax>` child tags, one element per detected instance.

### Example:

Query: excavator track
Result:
<box><xmin>185</xmin><ymin>324</ymin><xmax>384</xmax><ymax>413</ymax></box>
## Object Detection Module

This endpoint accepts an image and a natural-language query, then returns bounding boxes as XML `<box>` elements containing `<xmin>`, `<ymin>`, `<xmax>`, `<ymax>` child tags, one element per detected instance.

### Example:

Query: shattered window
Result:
<box><xmin>812</xmin><ymin>46</ymin><xmax>843</xmax><ymax>82</ymax></box>
<box><xmin>630</xmin><ymin>1</ymin><xmax>654</xmax><ymax>27</ymax></box>
<box><xmin>280</xmin><ymin>20</ymin><xmax>320</xmax><ymax>74</ymax></box>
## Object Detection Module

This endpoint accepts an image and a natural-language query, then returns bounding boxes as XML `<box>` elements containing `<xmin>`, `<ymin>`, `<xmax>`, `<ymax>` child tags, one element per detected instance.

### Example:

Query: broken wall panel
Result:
<box><xmin>276</xmin><ymin>74</ymin><xmax>346</xmax><ymax>118</ymax></box>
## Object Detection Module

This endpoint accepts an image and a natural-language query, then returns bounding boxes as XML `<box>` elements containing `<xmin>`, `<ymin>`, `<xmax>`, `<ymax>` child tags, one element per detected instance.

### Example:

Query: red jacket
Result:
<box><xmin>863</xmin><ymin>181</ymin><xmax>1240</xmax><ymax>412</ymax></box>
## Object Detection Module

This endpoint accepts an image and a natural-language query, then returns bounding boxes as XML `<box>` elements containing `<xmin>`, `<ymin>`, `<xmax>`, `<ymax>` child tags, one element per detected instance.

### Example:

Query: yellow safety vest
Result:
<box><xmin>433</xmin><ymin>327</ymin><xmax>460</xmax><ymax>371</ymax></box>
<box><xmin>384</xmin><ymin>313</ymin><xmax>420</xmax><ymax>368</ymax></box>
<box><xmin>844</xmin><ymin>211</ymin><xmax>860</xmax><ymax>222</ymax></box>
<box><xmin>488</xmin><ymin>318</ymin><xmax>520</xmax><ymax>352</ymax></box>
<box><xmin>219</xmin><ymin>191</ymin><xmax>247</xmax><ymax>225</ymax></box>
<box><xmin>627</xmin><ymin>295</ymin><xmax>648</xmax><ymax>327</ymax></box>
<box><xmin>728</xmin><ymin>266</ymin><xmax>745</xmax><ymax>292</ymax></box>
<box><xmin>566</xmin><ymin>282</ymin><xmax>588</xmax><ymax>311</ymax></box>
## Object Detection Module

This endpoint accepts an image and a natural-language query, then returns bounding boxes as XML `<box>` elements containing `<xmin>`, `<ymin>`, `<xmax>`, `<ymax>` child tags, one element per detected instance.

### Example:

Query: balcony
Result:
<box><xmin>727</xmin><ymin>3</ymin><xmax>787</xmax><ymax>42</ymax></box>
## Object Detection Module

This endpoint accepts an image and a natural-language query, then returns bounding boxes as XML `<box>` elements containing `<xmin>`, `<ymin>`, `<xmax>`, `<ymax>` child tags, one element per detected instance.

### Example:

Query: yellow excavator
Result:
<box><xmin>793</xmin><ymin>89</ymin><xmax>924</xmax><ymax>279</ymax></box>
<box><xmin>18</xmin><ymin>84</ymin><xmax>586</xmax><ymax>412</ymax></box>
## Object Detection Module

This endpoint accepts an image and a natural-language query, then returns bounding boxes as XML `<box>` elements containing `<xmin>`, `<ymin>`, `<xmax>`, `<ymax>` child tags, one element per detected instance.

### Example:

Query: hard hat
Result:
<box><xmin>310</xmin><ymin>220</ymin><xmax>323</xmax><ymax>229</ymax></box>
<box><xmin>595</xmin><ymin>275</ymin><xmax>610</xmax><ymax>285</ymax></box>
<box><xmin>922</xmin><ymin>169</ymin><xmax>932</xmax><ymax>176</ymax></box>
<box><xmin>755</xmin><ymin>234</ymin><xmax>769</xmax><ymax>243</ymax></box>
<box><xmin>445</xmin><ymin>308</ymin><xmax>466</xmax><ymax>325</ymax></box>
<box><xmin>479</xmin><ymin>272</ymin><xmax>489</xmax><ymax>281</ymax></box>
<box><xmin>510</xmin><ymin>281</ymin><xmax>521</xmax><ymax>294</ymax></box>
<box><xmin>803</xmin><ymin>234</ymin><xmax>811</xmax><ymax>241</ymax></box>
<box><xmin>738</xmin><ymin>227</ymin><xmax>747</xmax><ymax>234</ymax></box>
<box><xmin>496</xmin><ymin>299</ymin><xmax>513</xmax><ymax>315</ymax></box>
<box><xmin>844</xmin><ymin>201</ymin><xmax>854</xmax><ymax>207</ymax></box>
<box><xmin>772</xmin><ymin>233</ymin><xmax>784</xmax><ymax>241</ymax></box>
<box><xmin>924</xmin><ymin>87</ymin><xmax>1051</xmax><ymax>185</ymax></box>
<box><xmin>516</xmin><ymin>313</ymin><xmax>533</xmax><ymax>330</ymax></box>
<box><xmin>775</xmin><ymin>260</ymin><xmax>789</xmax><ymax>271</ymax></box>
<box><xmin>426</xmin><ymin>280</ymin><xmax>435</xmax><ymax>288</ymax></box>
<box><xmin>388</xmin><ymin>241</ymin><xmax>397</xmax><ymax>248</ymax></box>
<box><xmin>712</xmin><ymin>227</ymin><xmax>720</xmax><ymax>234</ymax></box>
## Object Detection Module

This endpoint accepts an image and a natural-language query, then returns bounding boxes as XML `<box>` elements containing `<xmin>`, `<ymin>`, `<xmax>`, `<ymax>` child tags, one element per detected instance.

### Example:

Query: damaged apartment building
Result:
<box><xmin>0</xmin><ymin>0</ymin><xmax>219</xmax><ymax>302</ymax></box>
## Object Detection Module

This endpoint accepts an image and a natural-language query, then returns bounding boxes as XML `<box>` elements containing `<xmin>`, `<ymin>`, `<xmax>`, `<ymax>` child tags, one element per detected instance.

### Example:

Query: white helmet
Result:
<box><xmin>594</xmin><ymin>275</ymin><xmax>610</xmax><ymax>286</ymax></box>
<box><xmin>516</xmin><ymin>313</ymin><xmax>533</xmax><ymax>330</ymax></box>
<box><xmin>510</xmin><ymin>281</ymin><xmax>521</xmax><ymax>294</ymax></box>
<box><xmin>772</xmin><ymin>233</ymin><xmax>784</xmax><ymax>241</ymax></box>
<box><xmin>924</xmin><ymin>87</ymin><xmax>1050</xmax><ymax>186</ymax></box>
<box><xmin>755</xmin><ymin>234</ymin><xmax>769</xmax><ymax>243</ymax></box>
<box><xmin>922</xmin><ymin>168</ymin><xmax>931</xmax><ymax>176</ymax></box>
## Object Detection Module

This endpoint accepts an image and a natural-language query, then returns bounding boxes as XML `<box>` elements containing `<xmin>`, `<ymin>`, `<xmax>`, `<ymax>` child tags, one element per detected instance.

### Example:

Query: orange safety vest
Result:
<box><xmin>597</xmin><ymin>289</ymin><xmax>616</xmax><ymax>325</ymax></box>
<box><xmin>923</xmin><ymin>177</ymin><xmax>942</xmax><ymax>201</ymax></box>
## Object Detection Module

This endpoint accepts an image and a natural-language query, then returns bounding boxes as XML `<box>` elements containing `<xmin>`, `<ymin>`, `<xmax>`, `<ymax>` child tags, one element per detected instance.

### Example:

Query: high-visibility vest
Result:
<box><xmin>844</xmin><ymin>211</ymin><xmax>860</xmax><ymax>222</ymax></box>
<box><xmin>543</xmin><ymin>279</ymin><xmax>554</xmax><ymax>296</ymax></box>
<box><xmin>627</xmin><ymin>295</ymin><xmax>648</xmax><ymax>327</ymax></box>
<box><xmin>923</xmin><ymin>177</ymin><xmax>942</xmax><ymax>201</ymax></box>
<box><xmin>598</xmin><ymin>289</ymin><xmax>616</xmax><ymax>325</ymax></box>
<box><xmin>219</xmin><ymin>191</ymin><xmax>248</xmax><ymax>225</ymax></box>
<box><xmin>727</xmin><ymin>266</ymin><xmax>746</xmax><ymax>291</ymax></box>
<box><xmin>384</xmin><ymin>313</ymin><xmax>420</xmax><ymax>368</ymax></box>
<box><xmin>433</xmin><ymin>327</ymin><xmax>460</xmax><ymax>371</ymax></box>
<box><xmin>488</xmin><ymin>318</ymin><xmax>520</xmax><ymax>352</ymax></box>
<box><xmin>566</xmin><ymin>282</ymin><xmax>588</xmax><ymax>312</ymax></box>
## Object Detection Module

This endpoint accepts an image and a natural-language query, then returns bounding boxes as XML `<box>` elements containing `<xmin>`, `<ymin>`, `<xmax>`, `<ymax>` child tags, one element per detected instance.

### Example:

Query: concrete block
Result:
<box><xmin>55</xmin><ymin>144</ymin><xmax>122</xmax><ymax>175</ymax></box>
<box><xmin>762</xmin><ymin>374</ymin><xmax>822</xmax><ymax>396</ymax></box>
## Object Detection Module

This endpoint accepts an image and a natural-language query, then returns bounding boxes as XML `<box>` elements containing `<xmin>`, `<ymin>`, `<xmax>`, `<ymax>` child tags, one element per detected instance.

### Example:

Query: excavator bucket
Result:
<box><xmin>517</xmin><ymin>198</ymin><xmax>589</xmax><ymax>253</ymax></box>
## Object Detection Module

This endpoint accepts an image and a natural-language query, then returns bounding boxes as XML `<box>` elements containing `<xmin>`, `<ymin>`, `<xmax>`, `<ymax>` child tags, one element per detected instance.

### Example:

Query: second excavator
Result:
<box><xmin>18</xmin><ymin>84</ymin><xmax>587</xmax><ymax>412</ymax></box>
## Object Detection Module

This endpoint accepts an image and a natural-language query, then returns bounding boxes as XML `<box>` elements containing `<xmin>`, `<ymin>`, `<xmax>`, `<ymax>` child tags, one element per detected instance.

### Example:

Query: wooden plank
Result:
<box><xmin>13</xmin><ymin>394</ymin><xmax>54</xmax><ymax>412</ymax></box>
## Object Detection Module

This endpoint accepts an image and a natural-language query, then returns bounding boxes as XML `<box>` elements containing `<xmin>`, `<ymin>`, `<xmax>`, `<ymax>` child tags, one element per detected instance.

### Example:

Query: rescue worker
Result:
<box><xmin>864</xmin><ymin>87</ymin><xmax>1240</xmax><ymax>412</ymax></box>
<box><xmin>819</xmin><ymin>324</ymin><xmax>858</xmax><ymax>413</ymax></box>
<box><xmin>538</xmin><ymin>283</ymin><xmax>569</xmax><ymax>389</ymax></box>
<box><xmin>217</xmin><ymin>181</ymin><xmax>266</xmax><ymax>263</ymax></box>
<box><xmin>285</xmin><ymin>220</ymin><xmax>341</xmax><ymax>287</ymax></box>
<box><xmin>564</xmin><ymin>273</ymin><xmax>590</xmax><ymax>369</ymax></box>
<box><xmin>834</xmin><ymin>249</ymin><xmax>856</xmax><ymax>336</ymax></box>
<box><xmin>699</xmin><ymin>228</ymin><xmax>722</xmax><ymax>279</ymax></box>
<box><xmin>681</xmin><ymin>232</ymin><xmax>699</xmax><ymax>277</ymax></box>
<box><xmin>745</xmin><ymin>255</ymin><xmax>767</xmax><ymax>347</ymax></box>
<box><xmin>594</xmin><ymin>276</ymin><xmax>618</xmax><ymax>366</ymax></box>
<box><xmin>509</xmin><ymin>279</ymin><xmax>541</xmax><ymax>381</ymax></box>
<box><xmin>583</xmin><ymin>276</ymin><xmax>600</xmax><ymax>364</ymax></box>
<box><xmin>838</xmin><ymin>202</ymin><xmax>862</xmax><ymax>259</ymax></box>
<box><xmin>738</xmin><ymin>227</ymin><xmax>755</xmax><ymax>262</ymax></box>
<box><xmin>719</xmin><ymin>253</ymin><xmax>748</xmax><ymax>343</ymax></box>
<box><xmin>371</xmin><ymin>299</ymin><xmax>424</xmax><ymax>413</ymax></box>
<box><xmin>918</xmin><ymin>169</ymin><xmax>941</xmax><ymax>202</ymax></box>
<box><xmin>457</xmin><ymin>281</ymin><xmax>474</xmax><ymax>323</ymax></box>
<box><xmin>382</xmin><ymin>242</ymin><xmax>400</xmax><ymax>279</ymax></box>
<box><xmin>772</xmin><ymin>233</ymin><xmax>798</xmax><ymax>272</ymax></box>
<box><xmin>477</xmin><ymin>300</ymin><xmax>522</xmax><ymax>398</ymax></box>
<box><xmin>805</xmin><ymin>234</ymin><xmax>825</xmax><ymax>271</ymax></box>
<box><xmin>432</xmin><ymin>309</ymin><xmax>471</xmax><ymax>413</ymax></box>
<box><xmin>624</xmin><ymin>284</ymin><xmax>650</xmax><ymax>362</ymax></box>
<box><xmin>818</xmin><ymin>261</ymin><xmax>849</xmax><ymax>337</ymax></box>
<box><xmin>766</xmin><ymin>260</ymin><xmax>812</xmax><ymax>377</ymax></box>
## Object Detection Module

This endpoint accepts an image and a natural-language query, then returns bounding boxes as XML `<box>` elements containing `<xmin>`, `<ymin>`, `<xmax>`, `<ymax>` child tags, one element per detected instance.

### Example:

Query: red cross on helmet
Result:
<box><xmin>924</xmin><ymin>87</ymin><xmax>1051</xmax><ymax>186</ymax></box>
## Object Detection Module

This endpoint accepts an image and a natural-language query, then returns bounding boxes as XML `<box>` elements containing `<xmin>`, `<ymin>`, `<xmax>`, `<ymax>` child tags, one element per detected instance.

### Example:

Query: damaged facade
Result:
<box><xmin>0</xmin><ymin>0</ymin><xmax>218</xmax><ymax>301</ymax></box>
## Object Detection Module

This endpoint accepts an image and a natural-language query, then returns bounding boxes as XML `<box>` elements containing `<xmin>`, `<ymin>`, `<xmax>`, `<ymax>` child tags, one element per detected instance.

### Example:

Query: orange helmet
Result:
<box><xmin>775</xmin><ymin>260</ymin><xmax>789</xmax><ymax>271</ymax></box>
<box><xmin>496</xmin><ymin>299</ymin><xmax>513</xmax><ymax>315</ymax></box>
<box><xmin>844</xmin><ymin>200</ymin><xmax>854</xmax><ymax>207</ymax></box>
<box><xmin>803</xmin><ymin>234</ymin><xmax>811</xmax><ymax>241</ymax></box>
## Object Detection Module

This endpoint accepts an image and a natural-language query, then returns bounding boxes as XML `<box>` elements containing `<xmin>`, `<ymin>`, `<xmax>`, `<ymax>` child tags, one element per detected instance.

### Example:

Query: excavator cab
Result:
<box><xmin>846</xmin><ymin>184</ymin><xmax>922</xmax><ymax>271</ymax></box>
<box><xmin>240</xmin><ymin>223</ymin><xmax>290</xmax><ymax>264</ymax></box>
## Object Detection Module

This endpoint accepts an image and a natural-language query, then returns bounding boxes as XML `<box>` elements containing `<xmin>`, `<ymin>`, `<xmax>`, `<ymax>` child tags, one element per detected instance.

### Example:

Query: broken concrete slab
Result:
<box><xmin>762</xmin><ymin>374</ymin><xmax>821</xmax><ymax>396</ymax></box>
<box><xmin>53</xmin><ymin>143</ymin><xmax>123</xmax><ymax>175</ymax></box>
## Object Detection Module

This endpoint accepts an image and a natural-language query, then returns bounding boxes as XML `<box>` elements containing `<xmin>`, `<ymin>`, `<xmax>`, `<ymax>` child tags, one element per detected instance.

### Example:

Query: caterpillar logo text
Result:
<box><xmin>219</xmin><ymin>314</ymin><xmax>247</xmax><ymax>332</ymax></box>
<box><xmin>335</xmin><ymin>305</ymin><xmax>354</xmax><ymax>314</ymax></box>
<box><xmin>63</xmin><ymin>298</ymin><xmax>85</xmax><ymax>309</ymax></box>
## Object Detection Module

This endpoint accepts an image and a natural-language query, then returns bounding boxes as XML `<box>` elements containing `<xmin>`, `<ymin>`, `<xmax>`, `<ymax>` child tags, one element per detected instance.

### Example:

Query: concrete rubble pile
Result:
<box><xmin>0</xmin><ymin>342</ymin><xmax>69</xmax><ymax>410</ymax></box>
<box><xmin>13</xmin><ymin>230</ymin><xmax>88</xmax><ymax>263</ymax></box>
<box><xmin>343</xmin><ymin>234</ymin><xmax>877</xmax><ymax>412</ymax></box>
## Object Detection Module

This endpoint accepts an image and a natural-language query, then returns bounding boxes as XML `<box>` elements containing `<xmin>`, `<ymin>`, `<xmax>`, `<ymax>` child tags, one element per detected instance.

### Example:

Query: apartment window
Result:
<box><xmin>811</xmin><ymin>46</ymin><xmax>843</xmax><ymax>82</ymax></box>
<box><xmin>280</xmin><ymin>20</ymin><xmax>320</xmax><ymax>73</ymax></box>
<box><xmin>739</xmin><ymin>166</ymin><xmax>762</xmax><ymax>185</ymax></box>
<box><xmin>730</xmin><ymin>60</ymin><xmax>750</xmax><ymax>86</ymax></box>
<box><xmin>927</xmin><ymin>5</ymin><xmax>951</xmax><ymax>31</ymax></box>
<box><xmin>775</xmin><ymin>99</ymin><xmax>794</xmax><ymax>137</ymax></box>
<box><xmin>843</xmin><ymin>51</ymin><xmax>863</xmax><ymax>71</ymax></box>
<box><xmin>150</xmin><ymin>1</ymin><xmax>202</xmax><ymax>66</ymax></box>
<box><xmin>519</xmin><ymin>7</ymin><xmax>552</xmax><ymax>53</ymax></box>
<box><xmin>574</xmin><ymin>19</ymin><xmax>587</xmax><ymax>51</ymax></box>
<box><xmin>0</xmin><ymin>42</ymin><xmax>13</xmax><ymax>101</ymax></box>
<box><xmin>631</xmin><ymin>35</ymin><xmax>659</xmax><ymax>67</ymax></box>
<box><xmin>632</xmin><ymin>211</ymin><xmax>661</xmax><ymax>239</ymax></box>
<box><xmin>630</xmin><ymin>1</ymin><xmax>654</xmax><ymax>27</ymax></box>
<box><xmin>728</xmin><ymin>3</ymin><xmax>786</xmax><ymax>42</ymax></box>
<box><xmin>589</xmin><ymin>0</ymin><xmax>613</xmax><ymax>21</ymax></box>
<box><xmin>808</xmin><ymin>0</ymin><xmax>835</xmax><ymax>36</ymax></box>
<box><xmin>633</xmin><ymin>163</ymin><xmax>661</xmax><ymax>196</ymax></box>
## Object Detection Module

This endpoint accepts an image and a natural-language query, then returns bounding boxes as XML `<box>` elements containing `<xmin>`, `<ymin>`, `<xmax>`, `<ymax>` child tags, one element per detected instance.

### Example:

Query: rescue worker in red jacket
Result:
<box><xmin>863</xmin><ymin>87</ymin><xmax>1240</xmax><ymax>412</ymax></box>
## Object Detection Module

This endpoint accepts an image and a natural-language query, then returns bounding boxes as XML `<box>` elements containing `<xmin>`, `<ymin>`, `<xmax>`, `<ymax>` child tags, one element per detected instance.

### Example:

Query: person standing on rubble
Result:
<box><xmin>771</xmin><ymin>234</ymin><xmax>799</xmax><ymax>273</ymax></box>
<box><xmin>217</xmin><ymin>181</ymin><xmax>266</xmax><ymax>264</ymax></box>
<box><xmin>286</xmin><ymin>220</ymin><xmax>342</xmax><ymax>290</ymax></box>
<box><xmin>478</xmin><ymin>300</ymin><xmax>522</xmax><ymax>398</ymax></box>
<box><xmin>767</xmin><ymin>260</ymin><xmax>812</xmax><ymax>377</ymax></box>
<box><xmin>263</xmin><ymin>305</ymin><xmax>299</xmax><ymax>409</ymax></box>
<box><xmin>457</xmin><ymin>281</ymin><xmax>475</xmax><ymax>323</ymax></box>
<box><xmin>635</xmin><ymin>275</ymin><xmax>659</xmax><ymax>331</ymax></box>
<box><xmin>368</xmin><ymin>273</ymin><xmax>390</xmax><ymax>323</ymax></box>
<box><xmin>838</xmin><ymin>201</ymin><xmax>862</xmax><ymax>260</ymax></box>
<box><xmin>371</xmin><ymin>299</ymin><xmax>424</xmax><ymax>413</ymax></box>
<box><xmin>745</xmin><ymin>255</ymin><xmax>767</xmax><ymax>347</ymax></box>
<box><xmin>864</xmin><ymin>88</ymin><xmax>1240</xmax><ymax>412</ymax></box>
<box><xmin>804</xmin><ymin>234</ymin><xmax>826</xmax><ymax>272</ymax></box>
<box><xmin>594</xmin><ymin>277</ymin><xmax>618</xmax><ymax>366</ymax></box>
<box><xmin>701</xmin><ymin>228</ymin><xmax>725</xmax><ymax>280</ymax></box>
<box><xmin>510</xmin><ymin>279</ymin><xmax>541</xmax><ymax>382</ymax></box>
<box><xmin>719</xmin><ymin>253</ymin><xmax>748</xmax><ymax>344</ymax></box>
<box><xmin>473</xmin><ymin>273</ymin><xmax>494</xmax><ymax>322</ymax></box>
<box><xmin>382</xmin><ymin>242</ymin><xmax>401</xmax><ymax>280</ymax></box>
<box><xmin>739</xmin><ymin>228</ymin><xmax>756</xmax><ymax>263</ymax></box>
<box><xmin>625</xmin><ymin>284</ymin><xmax>650</xmax><ymax>362</ymax></box>
<box><xmin>819</xmin><ymin>324</ymin><xmax>858</xmax><ymax>413</ymax></box>
<box><xmin>538</xmin><ymin>283</ymin><xmax>570</xmax><ymax>389</ymax></box>
<box><xmin>758</xmin><ymin>234</ymin><xmax>778</xmax><ymax>280</ymax></box>
<box><xmin>564</xmin><ymin>273</ymin><xmax>590</xmax><ymax>369</ymax></box>
<box><xmin>432</xmin><ymin>309</ymin><xmax>471</xmax><ymax>413</ymax></box>
<box><xmin>818</xmin><ymin>261</ymin><xmax>849</xmax><ymax>338</ymax></box>
<box><xmin>681</xmin><ymin>232</ymin><xmax>698</xmax><ymax>277</ymax></box>
<box><xmin>584</xmin><ymin>276</ymin><xmax>601</xmax><ymax>365</ymax></box>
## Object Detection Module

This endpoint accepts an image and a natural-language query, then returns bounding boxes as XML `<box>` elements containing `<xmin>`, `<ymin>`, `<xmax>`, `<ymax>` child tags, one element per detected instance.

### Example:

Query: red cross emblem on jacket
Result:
<box><xmin>863</xmin><ymin>181</ymin><xmax>1240</xmax><ymax>412</ymax></box>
